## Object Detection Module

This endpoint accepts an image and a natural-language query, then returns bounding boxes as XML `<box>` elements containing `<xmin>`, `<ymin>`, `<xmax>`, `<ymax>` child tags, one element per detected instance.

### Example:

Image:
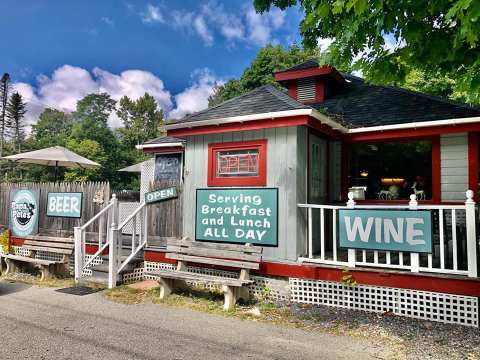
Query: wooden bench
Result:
<box><xmin>1</xmin><ymin>235</ymin><xmax>74</xmax><ymax>280</ymax></box>
<box><xmin>145</xmin><ymin>238</ymin><xmax>263</xmax><ymax>310</ymax></box>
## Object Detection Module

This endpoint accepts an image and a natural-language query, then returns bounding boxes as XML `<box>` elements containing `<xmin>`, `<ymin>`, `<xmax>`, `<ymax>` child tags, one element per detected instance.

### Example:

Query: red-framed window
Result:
<box><xmin>208</xmin><ymin>139</ymin><xmax>267</xmax><ymax>187</ymax></box>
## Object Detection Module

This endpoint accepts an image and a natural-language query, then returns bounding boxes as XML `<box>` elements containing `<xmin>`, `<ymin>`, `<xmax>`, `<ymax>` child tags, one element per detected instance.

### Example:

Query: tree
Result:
<box><xmin>0</xmin><ymin>73</ymin><xmax>11</xmax><ymax>156</ymax></box>
<box><xmin>254</xmin><ymin>0</ymin><xmax>480</xmax><ymax>104</ymax></box>
<box><xmin>31</xmin><ymin>109</ymin><xmax>73</xmax><ymax>148</ymax></box>
<box><xmin>117</xmin><ymin>93</ymin><xmax>164</xmax><ymax>149</ymax></box>
<box><xmin>64</xmin><ymin>139</ymin><xmax>107</xmax><ymax>182</ymax></box>
<box><xmin>6</xmin><ymin>92</ymin><xmax>27</xmax><ymax>152</ymax></box>
<box><xmin>208</xmin><ymin>44</ymin><xmax>316</xmax><ymax>106</ymax></box>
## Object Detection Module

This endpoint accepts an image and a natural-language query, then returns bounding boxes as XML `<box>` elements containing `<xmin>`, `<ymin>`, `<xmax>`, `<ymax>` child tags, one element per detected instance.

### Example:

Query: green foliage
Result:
<box><xmin>340</xmin><ymin>269</ymin><xmax>357</xmax><ymax>288</ymax></box>
<box><xmin>64</xmin><ymin>139</ymin><xmax>107</xmax><ymax>182</ymax></box>
<box><xmin>6</xmin><ymin>92</ymin><xmax>27</xmax><ymax>152</ymax></box>
<box><xmin>31</xmin><ymin>109</ymin><xmax>73</xmax><ymax>148</ymax></box>
<box><xmin>254</xmin><ymin>0</ymin><xmax>480</xmax><ymax>104</ymax></box>
<box><xmin>117</xmin><ymin>93</ymin><xmax>164</xmax><ymax>149</ymax></box>
<box><xmin>208</xmin><ymin>44</ymin><xmax>316</xmax><ymax>106</ymax></box>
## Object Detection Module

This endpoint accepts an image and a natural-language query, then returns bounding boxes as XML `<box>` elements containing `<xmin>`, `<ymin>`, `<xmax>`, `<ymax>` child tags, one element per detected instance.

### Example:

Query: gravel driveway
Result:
<box><xmin>0</xmin><ymin>282</ymin><xmax>393</xmax><ymax>360</ymax></box>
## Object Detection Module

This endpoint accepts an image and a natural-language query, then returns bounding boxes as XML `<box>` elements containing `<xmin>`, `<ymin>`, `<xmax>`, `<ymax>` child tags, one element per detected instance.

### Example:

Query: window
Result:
<box><xmin>208</xmin><ymin>139</ymin><xmax>267</xmax><ymax>186</ymax></box>
<box><xmin>348</xmin><ymin>141</ymin><xmax>433</xmax><ymax>201</ymax></box>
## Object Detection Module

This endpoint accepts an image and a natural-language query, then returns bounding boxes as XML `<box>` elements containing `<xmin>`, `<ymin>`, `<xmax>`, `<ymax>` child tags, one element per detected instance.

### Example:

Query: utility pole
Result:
<box><xmin>0</xmin><ymin>73</ymin><xmax>11</xmax><ymax>157</ymax></box>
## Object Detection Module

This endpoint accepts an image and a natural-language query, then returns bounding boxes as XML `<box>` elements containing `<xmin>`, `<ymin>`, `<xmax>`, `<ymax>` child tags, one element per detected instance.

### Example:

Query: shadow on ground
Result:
<box><xmin>0</xmin><ymin>280</ymin><xmax>31</xmax><ymax>295</ymax></box>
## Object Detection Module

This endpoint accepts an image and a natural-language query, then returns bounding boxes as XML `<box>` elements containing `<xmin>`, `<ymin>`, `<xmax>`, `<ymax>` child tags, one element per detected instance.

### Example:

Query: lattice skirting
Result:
<box><xmin>290</xmin><ymin>278</ymin><xmax>479</xmax><ymax>327</ymax></box>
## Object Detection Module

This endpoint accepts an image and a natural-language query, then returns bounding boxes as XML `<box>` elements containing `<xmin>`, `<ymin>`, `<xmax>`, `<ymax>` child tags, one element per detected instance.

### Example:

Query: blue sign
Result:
<box><xmin>10</xmin><ymin>189</ymin><xmax>40</xmax><ymax>237</ymax></box>
<box><xmin>339</xmin><ymin>209</ymin><xmax>432</xmax><ymax>253</ymax></box>
<box><xmin>196</xmin><ymin>188</ymin><xmax>278</xmax><ymax>246</ymax></box>
<box><xmin>47</xmin><ymin>192</ymin><xmax>83</xmax><ymax>218</ymax></box>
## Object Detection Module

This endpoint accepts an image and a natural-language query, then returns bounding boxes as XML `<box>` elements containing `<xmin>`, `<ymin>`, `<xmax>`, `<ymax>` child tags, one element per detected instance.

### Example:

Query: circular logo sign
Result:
<box><xmin>10</xmin><ymin>190</ymin><xmax>38</xmax><ymax>237</ymax></box>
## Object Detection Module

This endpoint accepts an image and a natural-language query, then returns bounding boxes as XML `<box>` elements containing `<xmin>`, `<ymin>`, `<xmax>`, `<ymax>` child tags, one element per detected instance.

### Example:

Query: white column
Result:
<box><xmin>409</xmin><ymin>194</ymin><xmax>420</xmax><ymax>273</ymax></box>
<box><xmin>465</xmin><ymin>190</ymin><xmax>477</xmax><ymax>278</ymax></box>
<box><xmin>346</xmin><ymin>192</ymin><xmax>356</xmax><ymax>268</ymax></box>
<box><xmin>73</xmin><ymin>226</ymin><xmax>83</xmax><ymax>282</ymax></box>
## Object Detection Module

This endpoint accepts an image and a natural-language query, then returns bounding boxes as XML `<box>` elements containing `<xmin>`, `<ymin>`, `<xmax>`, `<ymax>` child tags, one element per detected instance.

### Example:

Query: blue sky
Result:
<box><xmin>0</xmin><ymin>1</ymin><xmax>303</xmax><ymax>126</ymax></box>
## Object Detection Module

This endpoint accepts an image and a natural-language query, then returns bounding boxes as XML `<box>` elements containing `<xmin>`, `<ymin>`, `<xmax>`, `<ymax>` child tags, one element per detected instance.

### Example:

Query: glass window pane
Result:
<box><xmin>216</xmin><ymin>148</ymin><xmax>259</xmax><ymax>177</ymax></box>
<box><xmin>348</xmin><ymin>141</ymin><xmax>432</xmax><ymax>200</ymax></box>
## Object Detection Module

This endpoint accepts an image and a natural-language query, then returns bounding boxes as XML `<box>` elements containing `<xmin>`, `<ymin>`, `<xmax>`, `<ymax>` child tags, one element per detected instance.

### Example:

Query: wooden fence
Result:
<box><xmin>0</xmin><ymin>182</ymin><xmax>110</xmax><ymax>237</ymax></box>
<box><xmin>146</xmin><ymin>180</ymin><xmax>183</xmax><ymax>247</ymax></box>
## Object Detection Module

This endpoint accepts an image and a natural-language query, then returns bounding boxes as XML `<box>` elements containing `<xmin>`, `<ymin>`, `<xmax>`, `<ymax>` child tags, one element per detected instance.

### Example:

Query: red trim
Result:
<box><xmin>10</xmin><ymin>237</ymin><xmax>24</xmax><ymax>247</ymax></box>
<box><xmin>144</xmin><ymin>250</ymin><xmax>176</xmax><ymax>264</ymax></box>
<box><xmin>207</xmin><ymin>139</ymin><xmax>267</xmax><ymax>187</ymax></box>
<box><xmin>287</xmin><ymin>81</ymin><xmax>297</xmax><ymax>99</ymax></box>
<box><xmin>432</xmin><ymin>136</ymin><xmax>441</xmax><ymax>203</ymax></box>
<box><xmin>142</xmin><ymin>146</ymin><xmax>183</xmax><ymax>154</ymax></box>
<box><xmin>167</xmin><ymin>115</ymin><xmax>309</xmax><ymax>137</ymax></box>
<box><xmin>469</xmin><ymin>132</ymin><xmax>479</xmax><ymax>201</ymax></box>
<box><xmin>315</xmin><ymin>78</ymin><xmax>325</xmax><ymax>102</ymax></box>
<box><xmin>347</xmin><ymin>122</ymin><xmax>480</xmax><ymax>142</ymax></box>
<box><xmin>341</xmin><ymin>141</ymin><xmax>349</xmax><ymax>202</ymax></box>
<box><xmin>274</xmin><ymin>66</ymin><xmax>333</xmax><ymax>81</ymax></box>
<box><xmin>306</xmin><ymin>117</ymin><xmax>343</xmax><ymax>139</ymax></box>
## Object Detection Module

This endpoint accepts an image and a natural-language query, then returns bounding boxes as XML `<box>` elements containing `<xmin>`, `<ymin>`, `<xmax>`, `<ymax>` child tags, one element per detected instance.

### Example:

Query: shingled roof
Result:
<box><xmin>314</xmin><ymin>73</ymin><xmax>480</xmax><ymax>128</ymax></box>
<box><xmin>166</xmin><ymin>60</ymin><xmax>480</xmax><ymax>130</ymax></box>
<box><xmin>142</xmin><ymin>136</ymin><xmax>185</xmax><ymax>146</ymax></box>
<box><xmin>167</xmin><ymin>84</ymin><xmax>309</xmax><ymax>125</ymax></box>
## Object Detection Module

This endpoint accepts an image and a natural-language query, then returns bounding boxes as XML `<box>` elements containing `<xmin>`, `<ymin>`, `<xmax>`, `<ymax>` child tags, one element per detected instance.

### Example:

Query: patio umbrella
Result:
<box><xmin>2</xmin><ymin>145</ymin><xmax>101</xmax><ymax>181</ymax></box>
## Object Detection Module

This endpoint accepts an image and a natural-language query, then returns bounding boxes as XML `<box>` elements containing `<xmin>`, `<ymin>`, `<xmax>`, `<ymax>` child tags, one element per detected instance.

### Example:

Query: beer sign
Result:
<box><xmin>47</xmin><ymin>192</ymin><xmax>83</xmax><ymax>218</ymax></box>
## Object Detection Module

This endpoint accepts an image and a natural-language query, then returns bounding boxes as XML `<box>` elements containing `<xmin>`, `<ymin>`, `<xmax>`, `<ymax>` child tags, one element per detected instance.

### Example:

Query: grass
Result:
<box><xmin>0</xmin><ymin>272</ymin><xmax>105</xmax><ymax>290</ymax></box>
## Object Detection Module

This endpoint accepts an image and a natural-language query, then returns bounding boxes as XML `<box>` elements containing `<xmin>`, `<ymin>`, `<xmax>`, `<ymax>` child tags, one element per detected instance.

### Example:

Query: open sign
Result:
<box><xmin>47</xmin><ymin>192</ymin><xmax>83</xmax><ymax>218</ymax></box>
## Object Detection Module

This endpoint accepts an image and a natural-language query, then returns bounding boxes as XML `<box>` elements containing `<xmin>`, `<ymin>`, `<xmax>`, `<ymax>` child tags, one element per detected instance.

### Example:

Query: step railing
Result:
<box><xmin>115</xmin><ymin>202</ymin><xmax>147</xmax><ymax>275</ymax></box>
<box><xmin>74</xmin><ymin>194</ymin><xmax>118</xmax><ymax>283</ymax></box>
<box><xmin>298</xmin><ymin>191</ymin><xmax>478</xmax><ymax>278</ymax></box>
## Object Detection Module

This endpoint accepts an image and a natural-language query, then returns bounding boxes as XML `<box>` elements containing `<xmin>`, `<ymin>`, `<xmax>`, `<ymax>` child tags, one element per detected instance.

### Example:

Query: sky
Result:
<box><xmin>0</xmin><ymin>0</ymin><xmax>303</xmax><ymax>128</ymax></box>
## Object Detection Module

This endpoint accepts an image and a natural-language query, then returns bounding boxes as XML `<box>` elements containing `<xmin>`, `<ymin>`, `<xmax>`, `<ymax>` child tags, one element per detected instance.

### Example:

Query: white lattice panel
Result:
<box><xmin>119</xmin><ymin>201</ymin><xmax>141</xmax><ymax>234</ymax></box>
<box><xmin>140</xmin><ymin>159</ymin><xmax>155</xmax><ymax>197</ymax></box>
<box><xmin>81</xmin><ymin>255</ymin><xmax>104</xmax><ymax>277</ymax></box>
<box><xmin>122</xmin><ymin>265</ymin><xmax>145</xmax><ymax>283</ymax></box>
<box><xmin>290</xmin><ymin>278</ymin><xmax>478</xmax><ymax>327</ymax></box>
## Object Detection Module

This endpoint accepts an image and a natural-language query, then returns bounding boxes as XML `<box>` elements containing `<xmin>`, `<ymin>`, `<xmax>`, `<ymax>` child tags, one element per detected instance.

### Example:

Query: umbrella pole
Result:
<box><xmin>54</xmin><ymin>161</ymin><xmax>58</xmax><ymax>183</ymax></box>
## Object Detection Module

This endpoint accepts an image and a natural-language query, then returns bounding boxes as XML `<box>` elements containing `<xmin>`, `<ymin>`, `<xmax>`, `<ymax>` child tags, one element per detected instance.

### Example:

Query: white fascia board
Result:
<box><xmin>348</xmin><ymin>116</ymin><xmax>480</xmax><ymax>134</ymax></box>
<box><xmin>136</xmin><ymin>142</ymin><xmax>184</xmax><ymax>150</ymax></box>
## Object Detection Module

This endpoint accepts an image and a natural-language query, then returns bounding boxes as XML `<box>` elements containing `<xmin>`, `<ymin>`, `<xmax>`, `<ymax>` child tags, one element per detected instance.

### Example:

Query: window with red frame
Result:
<box><xmin>208</xmin><ymin>140</ymin><xmax>267</xmax><ymax>186</ymax></box>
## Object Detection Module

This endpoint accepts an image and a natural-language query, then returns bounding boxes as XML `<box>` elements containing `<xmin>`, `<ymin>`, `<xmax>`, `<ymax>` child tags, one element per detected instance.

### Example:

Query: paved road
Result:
<box><xmin>0</xmin><ymin>282</ymin><xmax>391</xmax><ymax>360</ymax></box>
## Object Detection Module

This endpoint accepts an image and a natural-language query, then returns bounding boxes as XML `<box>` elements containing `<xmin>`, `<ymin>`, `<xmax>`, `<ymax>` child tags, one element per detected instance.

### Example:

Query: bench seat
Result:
<box><xmin>150</xmin><ymin>238</ymin><xmax>263</xmax><ymax>310</ymax></box>
<box><xmin>1</xmin><ymin>235</ymin><xmax>74</xmax><ymax>280</ymax></box>
<box><xmin>145</xmin><ymin>270</ymin><xmax>254</xmax><ymax>287</ymax></box>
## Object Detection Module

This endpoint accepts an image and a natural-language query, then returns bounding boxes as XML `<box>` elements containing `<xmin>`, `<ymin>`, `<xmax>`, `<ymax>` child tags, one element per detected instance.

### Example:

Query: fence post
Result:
<box><xmin>346</xmin><ymin>192</ymin><xmax>356</xmax><ymax>268</ymax></box>
<box><xmin>465</xmin><ymin>190</ymin><xmax>477</xmax><ymax>278</ymax></box>
<box><xmin>74</xmin><ymin>226</ymin><xmax>83</xmax><ymax>282</ymax></box>
<box><xmin>108</xmin><ymin>194</ymin><xmax>119</xmax><ymax>289</ymax></box>
<box><xmin>408</xmin><ymin>194</ymin><xmax>420</xmax><ymax>273</ymax></box>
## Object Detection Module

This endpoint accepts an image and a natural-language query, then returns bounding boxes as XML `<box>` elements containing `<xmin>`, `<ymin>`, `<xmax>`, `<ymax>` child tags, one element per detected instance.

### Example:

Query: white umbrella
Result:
<box><xmin>2</xmin><ymin>145</ymin><xmax>101</xmax><ymax>181</ymax></box>
<box><xmin>118</xmin><ymin>160</ymin><xmax>148</xmax><ymax>173</ymax></box>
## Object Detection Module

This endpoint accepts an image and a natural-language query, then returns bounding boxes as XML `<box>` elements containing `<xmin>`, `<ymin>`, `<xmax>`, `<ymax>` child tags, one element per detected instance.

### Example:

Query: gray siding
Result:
<box><xmin>329</xmin><ymin>141</ymin><xmax>342</xmax><ymax>202</ymax></box>
<box><xmin>183</xmin><ymin>127</ymin><xmax>303</xmax><ymax>262</ymax></box>
<box><xmin>441</xmin><ymin>133</ymin><xmax>468</xmax><ymax>201</ymax></box>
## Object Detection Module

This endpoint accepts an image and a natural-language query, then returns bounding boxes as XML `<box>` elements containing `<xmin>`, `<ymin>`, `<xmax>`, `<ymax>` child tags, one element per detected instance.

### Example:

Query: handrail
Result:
<box><xmin>117</xmin><ymin>239</ymin><xmax>146</xmax><ymax>274</ymax></box>
<box><xmin>117</xmin><ymin>202</ymin><xmax>146</xmax><ymax>229</ymax></box>
<box><xmin>298</xmin><ymin>203</ymin><xmax>466</xmax><ymax>210</ymax></box>
<box><xmin>80</xmin><ymin>201</ymin><xmax>114</xmax><ymax>230</ymax></box>
<box><xmin>82</xmin><ymin>241</ymin><xmax>109</xmax><ymax>270</ymax></box>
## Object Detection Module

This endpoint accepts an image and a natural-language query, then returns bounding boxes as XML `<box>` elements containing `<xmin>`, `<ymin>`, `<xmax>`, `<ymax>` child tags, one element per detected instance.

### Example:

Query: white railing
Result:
<box><xmin>74</xmin><ymin>194</ymin><xmax>118</xmax><ymax>284</ymax></box>
<box><xmin>298</xmin><ymin>191</ymin><xmax>478</xmax><ymax>278</ymax></box>
<box><xmin>115</xmin><ymin>202</ymin><xmax>147</xmax><ymax>275</ymax></box>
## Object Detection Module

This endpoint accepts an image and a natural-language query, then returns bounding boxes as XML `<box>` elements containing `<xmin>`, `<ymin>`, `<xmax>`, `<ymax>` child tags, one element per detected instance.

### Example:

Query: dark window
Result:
<box><xmin>348</xmin><ymin>141</ymin><xmax>432</xmax><ymax>200</ymax></box>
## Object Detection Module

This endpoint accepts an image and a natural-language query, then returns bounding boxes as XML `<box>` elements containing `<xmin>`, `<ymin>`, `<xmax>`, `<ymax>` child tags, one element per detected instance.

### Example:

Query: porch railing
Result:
<box><xmin>298</xmin><ymin>191</ymin><xmax>478</xmax><ymax>278</ymax></box>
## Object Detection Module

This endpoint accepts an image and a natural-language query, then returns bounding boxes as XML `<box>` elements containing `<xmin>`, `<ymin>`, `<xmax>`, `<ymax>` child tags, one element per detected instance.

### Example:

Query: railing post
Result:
<box><xmin>346</xmin><ymin>192</ymin><xmax>356</xmax><ymax>268</ymax></box>
<box><xmin>108</xmin><ymin>194</ymin><xmax>119</xmax><ymax>289</ymax></box>
<box><xmin>465</xmin><ymin>190</ymin><xmax>477</xmax><ymax>278</ymax></box>
<box><xmin>409</xmin><ymin>194</ymin><xmax>420</xmax><ymax>273</ymax></box>
<box><xmin>74</xmin><ymin>226</ymin><xmax>83</xmax><ymax>282</ymax></box>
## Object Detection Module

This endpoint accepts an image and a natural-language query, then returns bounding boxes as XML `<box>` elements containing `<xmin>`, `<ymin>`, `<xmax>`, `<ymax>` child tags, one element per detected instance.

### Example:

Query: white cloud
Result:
<box><xmin>318</xmin><ymin>37</ymin><xmax>334</xmax><ymax>52</ymax></box>
<box><xmin>143</xmin><ymin>2</ymin><xmax>286</xmax><ymax>47</ymax></box>
<box><xmin>141</xmin><ymin>4</ymin><xmax>164</xmax><ymax>24</ymax></box>
<box><xmin>169</xmin><ymin>68</ymin><xmax>223</xmax><ymax>119</ymax></box>
<box><xmin>193</xmin><ymin>16</ymin><xmax>214</xmax><ymax>46</ymax></box>
<box><xmin>101</xmin><ymin>16</ymin><xmax>114</xmax><ymax>26</ymax></box>
<box><xmin>12</xmin><ymin>65</ymin><xmax>222</xmax><ymax>132</ymax></box>
<box><xmin>13</xmin><ymin>65</ymin><xmax>173</xmax><ymax>130</ymax></box>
